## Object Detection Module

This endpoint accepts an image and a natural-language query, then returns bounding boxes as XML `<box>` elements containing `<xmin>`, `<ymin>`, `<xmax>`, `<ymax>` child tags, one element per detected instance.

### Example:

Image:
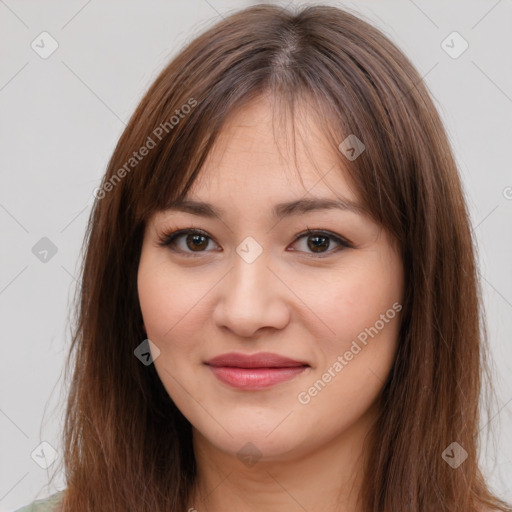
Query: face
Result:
<box><xmin>137</xmin><ymin>96</ymin><xmax>404</xmax><ymax>463</ymax></box>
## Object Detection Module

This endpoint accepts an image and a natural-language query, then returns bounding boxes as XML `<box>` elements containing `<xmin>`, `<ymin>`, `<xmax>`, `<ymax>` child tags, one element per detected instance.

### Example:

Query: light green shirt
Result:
<box><xmin>14</xmin><ymin>490</ymin><xmax>64</xmax><ymax>512</ymax></box>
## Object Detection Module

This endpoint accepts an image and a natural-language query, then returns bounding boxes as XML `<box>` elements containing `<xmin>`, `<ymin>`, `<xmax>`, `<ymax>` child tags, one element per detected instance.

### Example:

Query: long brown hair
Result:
<box><xmin>47</xmin><ymin>4</ymin><xmax>511</xmax><ymax>511</ymax></box>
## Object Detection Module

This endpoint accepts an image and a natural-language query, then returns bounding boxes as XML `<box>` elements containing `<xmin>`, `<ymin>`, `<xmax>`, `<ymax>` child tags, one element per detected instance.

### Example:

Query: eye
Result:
<box><xmin>157</xmin><ymin>228</ymin><xmax>220</xmax><ymax>255</ymax></box>
<box><xmin>289</xmin><ymin>228</ymin><xmax>351</xmax><ymax>257</ymax></box>
<box><xmin>157</xmin><ymin>227</ymin><xmax>352</xmax><ymax>257</ymax></box>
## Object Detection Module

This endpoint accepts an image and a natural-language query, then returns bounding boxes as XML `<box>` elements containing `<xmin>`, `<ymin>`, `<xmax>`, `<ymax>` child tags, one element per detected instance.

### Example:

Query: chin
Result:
<box><xmin>193</xmin><ymin>419</ymin><xmax>312</xmax><ymax>463</ymax></box>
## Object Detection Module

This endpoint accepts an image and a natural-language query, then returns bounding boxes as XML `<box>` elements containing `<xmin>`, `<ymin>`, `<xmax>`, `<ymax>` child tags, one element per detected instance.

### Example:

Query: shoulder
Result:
<box><xmin>13</xmin><ymin>490</ymin><xmax>65</xmax><ymax>512</ymax></box>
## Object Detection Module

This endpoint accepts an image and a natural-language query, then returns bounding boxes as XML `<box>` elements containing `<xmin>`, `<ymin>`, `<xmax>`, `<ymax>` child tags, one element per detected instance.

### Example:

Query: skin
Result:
<box><xmin>137</xmin><ymin>95</ymin><xmax>404</xmax><ymax>512</ymax></box>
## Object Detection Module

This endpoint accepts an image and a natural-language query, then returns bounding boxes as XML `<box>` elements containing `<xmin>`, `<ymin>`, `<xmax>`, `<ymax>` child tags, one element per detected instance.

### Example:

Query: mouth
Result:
<box><xmin>204</xmin><ymin>352</ymin><xmax>310</xmax><ymax>390</ymax></box>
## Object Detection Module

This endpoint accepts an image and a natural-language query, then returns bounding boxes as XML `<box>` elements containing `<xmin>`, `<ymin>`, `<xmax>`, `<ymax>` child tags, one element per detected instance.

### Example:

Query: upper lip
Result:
<box><xmin>205</xmin><ymin>352</ymin><xmax>309</xmax><ymax>368</ymax></box>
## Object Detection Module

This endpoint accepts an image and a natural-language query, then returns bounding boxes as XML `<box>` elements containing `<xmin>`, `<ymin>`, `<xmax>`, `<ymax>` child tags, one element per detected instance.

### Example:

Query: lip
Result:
<box><xmin>205</xmin><ymin>352</ymin><xmax>309</xmax><ymax>368</ymax></box>
<box><xmin>205</xmin><ymin>352</ymin><xmax>310</xmax><ymax>390</ymax></box>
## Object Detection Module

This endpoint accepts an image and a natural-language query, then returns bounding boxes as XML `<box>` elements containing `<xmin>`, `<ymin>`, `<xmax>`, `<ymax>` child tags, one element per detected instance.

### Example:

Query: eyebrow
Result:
<box><xmin>164</xmin><ymin>197</ymin><xmax>367</xmax><ymax>219</ymax></box>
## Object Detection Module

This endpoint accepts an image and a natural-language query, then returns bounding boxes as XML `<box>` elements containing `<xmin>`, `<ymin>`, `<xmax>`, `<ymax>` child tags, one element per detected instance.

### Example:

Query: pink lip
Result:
<box><xmin>205</xmin><ymin>352</ymin><xmax>310</xmax><ymax>390</ymax></box>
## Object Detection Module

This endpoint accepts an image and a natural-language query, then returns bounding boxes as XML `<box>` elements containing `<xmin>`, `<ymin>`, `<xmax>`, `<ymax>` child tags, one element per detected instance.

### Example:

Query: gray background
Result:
<box><xmin>1</xmin><ymin>1</ymin><xmax>511</xmax><ymax>510</ymax></box>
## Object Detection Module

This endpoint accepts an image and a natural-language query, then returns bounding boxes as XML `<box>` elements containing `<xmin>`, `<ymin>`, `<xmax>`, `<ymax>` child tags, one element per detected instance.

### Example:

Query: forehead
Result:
<box><xmin>187</xmin><ymin>96</ymin><xmax>360</xmax><ymax>205</ymax></box>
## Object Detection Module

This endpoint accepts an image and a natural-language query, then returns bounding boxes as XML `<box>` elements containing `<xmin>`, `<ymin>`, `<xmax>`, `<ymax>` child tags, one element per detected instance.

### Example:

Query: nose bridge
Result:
<box><xmin>227</xmin><ymin>241</ymin><xmax>278</xmax><ymax>310</ymax></box>
<box><xmin>213</xmin><ymin>242</ymin><xmax>289</xmax><ymax>336</ymax></box>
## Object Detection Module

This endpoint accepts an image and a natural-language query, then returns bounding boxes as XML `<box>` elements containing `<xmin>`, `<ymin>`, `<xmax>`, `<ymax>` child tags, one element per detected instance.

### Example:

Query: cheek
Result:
<box><xmin>137</xmin><ymin>252</ymin><xmax>198</xmax><ymax>345</ymax></box>
<box><xmin>137</xmin><ymin>250</ymin><xmax>214</xmax><ymax>343</ymax></box>
<box><xmin>137</xmin><ymin>255</ymin><xmax>204</xmax><ymax>399</ymax></box>
<box><xmin>298</xmin><ymin>270</ymin><xmax>401</xmax><ymax>421</ymax></box>
<box><xmin>307</xmin><ymin>257</ymin><xmax>402</xmax><ymax>353</ymax></box>
<box><xmin>138</xmin><ymin>262</ymin><xmax>171</xmax><ymax>338</ymax></box>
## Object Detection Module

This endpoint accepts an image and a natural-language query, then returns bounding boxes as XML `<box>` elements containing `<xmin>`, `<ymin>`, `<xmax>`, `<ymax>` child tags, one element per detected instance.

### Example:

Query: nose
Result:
<box><xmin>212</xmin><ymin>251</ymin><xmax>291</xmax><ymax>338</ymax></box>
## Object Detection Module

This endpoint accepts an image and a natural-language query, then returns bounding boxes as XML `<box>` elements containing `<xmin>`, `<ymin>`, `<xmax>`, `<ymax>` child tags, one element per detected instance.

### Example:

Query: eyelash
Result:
<box><xmin>156</xmin><ymin>226</ymin><xmax>352</xmax><ymax>258</ymax></box>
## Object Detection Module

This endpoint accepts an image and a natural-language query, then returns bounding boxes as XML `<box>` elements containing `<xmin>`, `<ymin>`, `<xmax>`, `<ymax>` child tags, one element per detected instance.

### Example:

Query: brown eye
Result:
<box><xmin>158</xmin><ymin>227</ymin><xmax>351</xmax><ymax>258</ymax></box>
<box><xmin>158</xmin><ymin>228</ymin><xmax>219</xmax><ymax>255</ymax></box>
<box><xmin>290</xmin><ymin>229</ymin><xmax>351</xmax><ymax>256</ymax></box>
<box><xmin>307</xmin><ymin>234</ymin><xmax>330</xmax><ymax>253</ymax></box>
<box><xmin>185</xmin><ymin>233</ymin><xmax>209</xmax><ymax>251</ymax></box>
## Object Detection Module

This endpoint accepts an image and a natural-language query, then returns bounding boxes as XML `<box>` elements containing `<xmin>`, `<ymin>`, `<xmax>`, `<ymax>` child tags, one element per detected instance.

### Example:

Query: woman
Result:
<box><xmin>16</xmin><ymin>3</ymin><xmax>511</xmax><ymax>512</ymax></box>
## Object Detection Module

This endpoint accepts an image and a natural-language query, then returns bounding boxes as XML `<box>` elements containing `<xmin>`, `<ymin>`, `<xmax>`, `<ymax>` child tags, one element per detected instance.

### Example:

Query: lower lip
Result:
<box><xmin>207</xmin><ymin>365</ymin><xmax>309</xmax><ymax>390</ymax></box>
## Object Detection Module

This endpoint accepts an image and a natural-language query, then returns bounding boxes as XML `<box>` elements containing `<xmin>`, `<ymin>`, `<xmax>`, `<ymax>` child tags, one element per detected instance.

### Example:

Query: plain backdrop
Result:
<box><xmin>1</xmin><ymin>1</ymin><xmax>511</xmax><ymax>510</ymax></box>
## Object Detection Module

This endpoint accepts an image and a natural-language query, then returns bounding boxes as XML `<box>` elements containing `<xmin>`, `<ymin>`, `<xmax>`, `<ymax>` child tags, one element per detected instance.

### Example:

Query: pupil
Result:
<box><xmin>308</xmin><ymin>235</ymin><xmax>329</xmax><ymax>252</ymax></box>
<box><xmin>187</xmin><ymin>234</ymin><xmax>208</xmax><ymax>251</ymax></box>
